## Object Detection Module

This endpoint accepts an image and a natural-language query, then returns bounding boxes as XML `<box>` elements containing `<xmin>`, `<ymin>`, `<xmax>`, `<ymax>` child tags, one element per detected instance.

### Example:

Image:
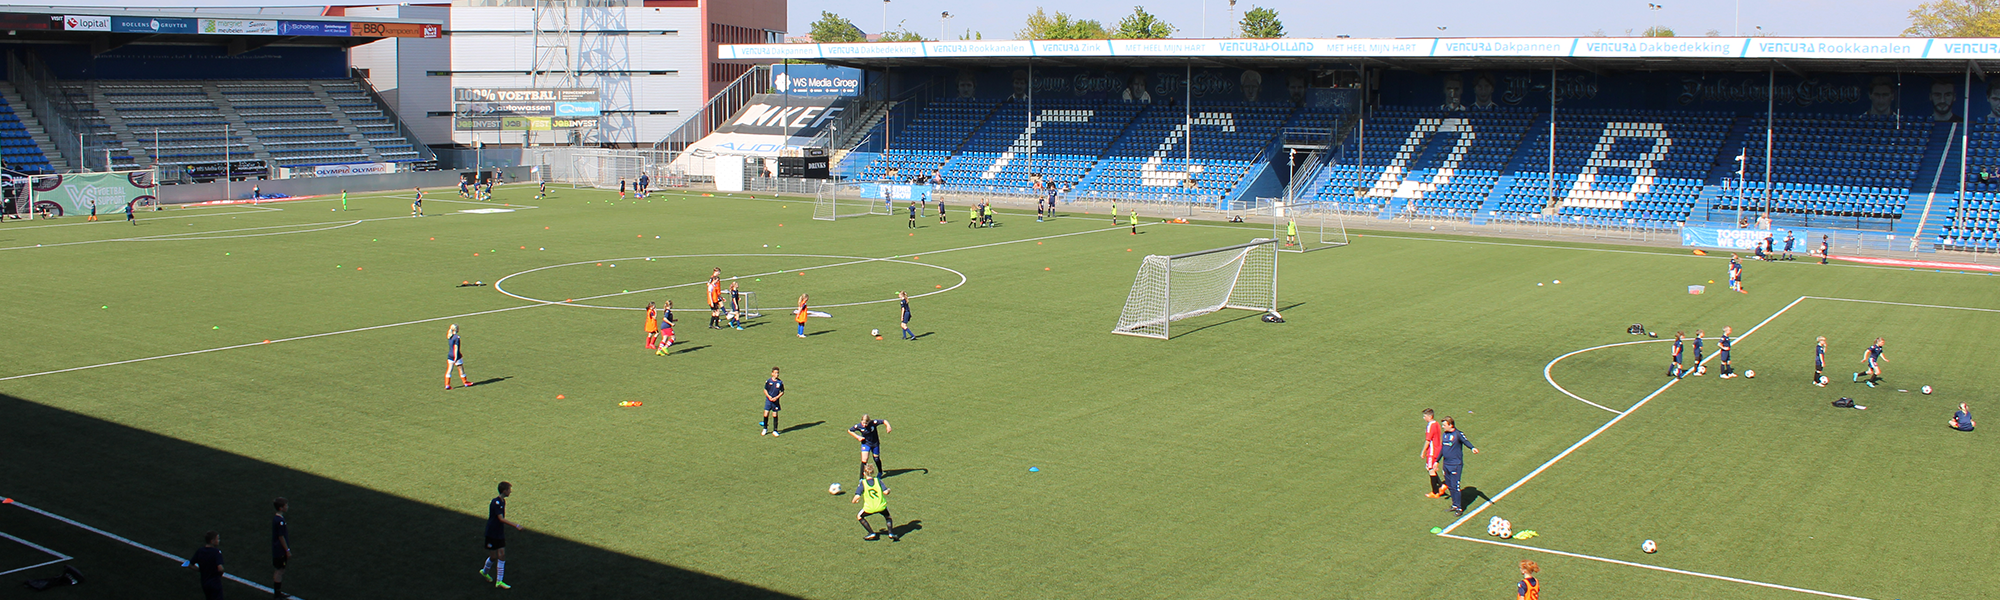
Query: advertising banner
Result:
<box><xmin>279</xmin><ymin>21</ymin><xmax>353</xmax><ymax>36</ymax></box>
<box><xmin>0</xmin><ymin>14</ymin><xmax>58</xmax><ymax>31</ymax></box>
<box><xmin>200</xmin><ymin>19</ymin><xmax>278</xmax><ymax>35</ymax></box>
<box><xmin>453</xmin><ymin>89</ymin><xmax>600</xmax><ymax>130</ymax></box>
<box><xmin>30</xmin><ymin>171</ymin><xmax>156</xmax><ymax>214</ymax></box>
<box><xmin>312</xmin><ymin>162</ymin><xmax>394</xmax><ymax>177</ymax></box>
<box><xmin>712</xmin><ymin>94</ymin><xmax>847</xmax><ymax>138</ymax></box>
<box><xmin>458</xmin><ymin>102</ymin><xmax>557</xmax><ymax>117</ymax></box>
<box><xmin>771</xmin><ymin>65</ymin><xmax>862</xmax><ymax>96</ymax></box>
<box><xmin>61</xmin><ymin>15</ymin><xmax>111</xmax><ymax>31</ymax></box>
<box><xmin>454</xmin><ymin>88</ymin><xmax>599</xmax><ymax>103</ymax></box>
<box><xmin>1681</xmin><ymin>226</ymin><xmax>1772</xmax><ymax>250</ymax></box>
<box><xmin>351</xmin><ymin>21</ymin><xmax>439</xmax><ymax>38</ymax></box>
<box><xmin>111</xmin><ymin>16</ymin><xmax>199</xmax><ymax>34</ymax></box>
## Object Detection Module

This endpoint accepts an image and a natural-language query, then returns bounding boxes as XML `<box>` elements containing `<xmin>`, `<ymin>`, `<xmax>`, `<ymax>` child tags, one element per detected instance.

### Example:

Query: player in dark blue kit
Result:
<box><xmin>1668</xmin><ymin>331</ymin><xmax>1685</xmax><ymax>378</ymax></box>
<box><xmin>1855</xmin><ymin>338</ymin><xmax>1887</xmax><ymax>387</ymax></box>
<box><xmin>1814</xmin><ymin>336</ymin><xmax>1828</xmax><ymax>386</ymax></box>
<box><xmin>897</xmin><ymin>291</ymin><xmax>914</xmax><ymax>340</ymax></box>
<box><xmin>480</xmin><ymin>482</ymin><xmax>523</xmax><ymax>589</ymax></box>
<box><xmin>1438</xmin><ymin>417</ymin><xmax>1479</xmax><ymax>515</ymax></box>
<box><xmin>849</xmin><ymin>414</ymin><xmax>892</xmax><ymax>479</ymax></box>
<box><xmin>1716</xmin><ymin>326</ymin><xmax>1738</xmax><ymax>379</ymax></box>
<box><xmin>761</xmin><ymin>367</ymin><xmax>785</xmax><ymax>436</ymax></box>
<box><xmin>272</xmin><ymin>498</ymin><xmax>291</xmax><ymax>599</ymax></box>
<box><xmin>445</xmin><ymin>324</ymin><xmax>471</xmax><ymax>390</ymax></box>
<box><xmin>187</xmin><ymin>531</ymin><xmax>225</xmax><ymax>600</ymax></box>
<box><xmin>1691</xmin><ymin>329</ymin><xmax>1706</xmax><ymax>376</ymax></box>
<box><xmin>1783</xmin><ymin>231</ymin><xmax>1796</xmax><ymax>260</ymax></box>
<box><xmin>908</xmin><ymin>202</ymin><xmax>918</xmax><ymax>228</ymax></box>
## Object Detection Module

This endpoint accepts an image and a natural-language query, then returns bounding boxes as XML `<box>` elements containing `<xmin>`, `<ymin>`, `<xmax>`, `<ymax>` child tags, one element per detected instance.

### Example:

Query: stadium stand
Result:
<box><xmin>0</xmin><ymin>92</ymin><xmax>55</xmax><ymax>174</ymax></box>
<box><xmin>60</xmin><ymin>78</ymin><xmax>426</xmax><ymax>176</ymax></box>
<box><xmin>1491</xmin><ymin>109</ymin><xmax>1727</xmax><ymax>227</ymax></box>
<box><xmin>1710</xmin><ymin>114</ymin><xmax>1929</xmax><ymax>226</ymax></box>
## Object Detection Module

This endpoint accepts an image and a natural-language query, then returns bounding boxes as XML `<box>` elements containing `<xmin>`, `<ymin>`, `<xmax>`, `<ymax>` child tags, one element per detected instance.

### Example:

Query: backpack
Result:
<box><xmin>1832</xmin><ymin>397</ymin><xmax>1855</xmax><ymax>408</ymax></box>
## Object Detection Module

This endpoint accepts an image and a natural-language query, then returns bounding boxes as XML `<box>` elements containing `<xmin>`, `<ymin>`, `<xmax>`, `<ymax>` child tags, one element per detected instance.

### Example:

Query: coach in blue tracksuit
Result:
<box><xmin>1438</xmin><ymin>417</ymin><xmax>1479</xmax><ymax>515</ymax></box>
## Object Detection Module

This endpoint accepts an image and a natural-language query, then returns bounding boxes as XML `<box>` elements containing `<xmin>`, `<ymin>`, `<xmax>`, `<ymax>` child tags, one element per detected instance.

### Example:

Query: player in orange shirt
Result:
<box><xmin>794</xmin><ymin>294</ymin><xmax>810</xmax><ymax>338</ymax></box>
<box><xmin>1517</xmin><ymin>560</ymin><xmax>1540</xmax><ymax>600</ymax></box>
<box><xmin>706</xmin><ymin>268</ymin><xmax>723</xmax><ymax>329</ymax></box>
<box><xmin>644</xmin><ymin>302</ymin><xmax>660</xmax><ymax>349</ymax></box>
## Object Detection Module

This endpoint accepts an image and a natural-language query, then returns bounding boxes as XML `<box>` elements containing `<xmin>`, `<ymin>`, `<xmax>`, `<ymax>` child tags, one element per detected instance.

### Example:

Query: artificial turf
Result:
<box><xmin>0</xmin><ymin>186</ymin><xmax>1991</xmax><ymax>599</ymax></box>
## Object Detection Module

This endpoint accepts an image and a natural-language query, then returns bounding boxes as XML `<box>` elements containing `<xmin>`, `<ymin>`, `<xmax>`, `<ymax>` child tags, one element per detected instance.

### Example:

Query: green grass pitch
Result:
<box><xmin>0</xmin><ymin>185</ymin><xmax>1993</xmax><ymax>599</ymax></box>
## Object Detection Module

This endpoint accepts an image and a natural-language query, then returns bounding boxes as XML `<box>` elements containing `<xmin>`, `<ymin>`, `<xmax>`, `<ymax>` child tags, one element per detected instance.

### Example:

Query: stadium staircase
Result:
<box><xmin>0</xmin><ymin>81</ymin><xmax>61</xmax><ymax>173</ymax></box>
<box><xmin>61</xmin><ymin>77</ymin><xmax>428</xmax><ymax>177</ymax></box>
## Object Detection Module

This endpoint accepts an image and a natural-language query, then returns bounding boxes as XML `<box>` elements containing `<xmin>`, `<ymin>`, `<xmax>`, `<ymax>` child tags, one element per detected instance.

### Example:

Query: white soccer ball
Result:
<box><xmin>870</xmin><ymin>328</ymin><xmax>880</xmax><ymax>337</ymax></box>
<box><xmin>1923</xmin><ymin>385</ymin><xmax>1933</xmax><ymax>395</ymax></box>
<box><xmin>1642</xmin><ymin>539</ymin><xmax>1657</xmax><ymax>553</ymax></box>
<box><xmin>1744</xmin><ymin>370</ymin><xmax>1755</xmax><ymax>379</ymax></box>
<box><xmin>1819</xmin><ymin>375</ymin><xmax>1829</xmax><ymax>385</ymax></box>
<box><xmin>828</xmin><ymin>483</ymin><xmax>842</xmax><ymax>495</ymax></box>
<box><xmin>1695</xmin><ymin>365</ymin><xmax>1706</xmax><ymax>376</ymax></box>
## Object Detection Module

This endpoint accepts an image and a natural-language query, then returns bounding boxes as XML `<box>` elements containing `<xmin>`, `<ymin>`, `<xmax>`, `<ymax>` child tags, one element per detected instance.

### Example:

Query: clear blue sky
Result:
<box><xmin>33</xmin><ymin>0</ymin><xmax>1927</xmax><ymax>39</ymax></box>
<box><xmin>796</xmin><ymin>0</ymin><xmax>1924</xmax><ymax>40</ymax></box>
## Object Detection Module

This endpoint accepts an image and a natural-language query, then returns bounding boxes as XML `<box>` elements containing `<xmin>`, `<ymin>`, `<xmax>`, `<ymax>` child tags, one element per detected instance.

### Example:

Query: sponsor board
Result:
<box><xmin>312</xmin><ymin>162</ymin><xmax>395</xmax><ymax>177</ymax></box>
<box><xmin>454</xmin><ymin>88</ymin><xmax>598</xmax><ymax>103</ymax></box>
<box><xmin>1682</xmin><ymin>226</ymin><xmax>1773</xmax><ymax>250</ymax></box>
<box><xmin>62</xmin><ymin>15</ymin><xmax>111</xmax><ymax>31</ymax></box>
<box><xmin>771</xmin><ymin>65</ymin><xmax>862</xmax><ymax>96</ymax></box>
<box><xmin>110</xmin><ymin>16</ymin><xmax>199</xmax><ymax>34</ymax></box>
<box><xmin>279</xmin><ymin>21</ymin><xmax>353</xmax><ymax>36</ymax></box>
<box><xmin>201</xmin><ymin>19</ymin><xmax>279</xmax><ymax>35</ymax></box>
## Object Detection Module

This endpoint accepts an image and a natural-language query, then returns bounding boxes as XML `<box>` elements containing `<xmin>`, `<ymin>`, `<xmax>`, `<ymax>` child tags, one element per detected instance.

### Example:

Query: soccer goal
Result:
<box><xmin>813</xmin><ymin>182</ymin><xmax>887</xmax><ymax>221</ymax></box>
<box><xmin>27</xmin><ymin>169</ymin><xmax>159</xmax><ymax>218</ymax></box>
<box><xmin>1271</xmin><ymin>200</ymin><xmax>1350</xmax><ymax>252</ymax></box>
<box><xmin>1112</xmin><ymin>238</ymin><xmax>1278</xmax><ymax>339</ymax></box>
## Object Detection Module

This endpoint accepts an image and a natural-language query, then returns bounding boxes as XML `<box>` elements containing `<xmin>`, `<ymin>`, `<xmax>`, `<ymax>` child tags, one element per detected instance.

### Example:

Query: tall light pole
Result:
<box><xmin>1648</xmin><ymin>3</ymin><xmax>1663</xmax><ymax>33</ymax></box>
<box><xmin>881</xmin><ymin>0</ymin><xmax>890</xmax><ymax>40</ymax></box>
<box><xmin>1227</xmin><ymin>0</ymin><xmax>1237</xmax><ymax>37</ymax></box>
<box><xmin>940</xmin><ymin>11</ymin><xmax>951</xmax><ymax>40</ymax></box>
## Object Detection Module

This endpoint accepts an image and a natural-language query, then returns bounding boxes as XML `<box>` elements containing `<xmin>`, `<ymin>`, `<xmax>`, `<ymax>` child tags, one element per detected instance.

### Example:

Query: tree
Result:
<box><xmin>1239</xmin><ymin>6</ymin><xmax>1284</xmax><ymax>38</ymax></box>
<box><xmin>1113</xmin><ymin>6</ymin><xmax>1176</xmax><ymax>39</ymax></box>
<box><xmin>808</xmin><ymin>11</ymin><xmax>865</xmax><ymax>43</ymax></box>
<box><xmin>1905</xmin><ymin>0</ymin><xmax>2000</xmax><ymax>36</ymax></box>
<box><xmin>1705</xmin><ymin>29</ymin><xmax>1722</xmax><ymax>36</ymax></box>
<box><xmin>1018</xmin><ymin>8</ymin><xmax>1108</xmax><ymax>40</ymax></box>
<box><xmin>1643</xmin><ymin>25</ymin><xmax>1675</xmax><ymax>37</ymax></box>
<box><xmin>958</xmin><ymin>29</ymin><xmax>984</xmax><ymax>40</ymax></box>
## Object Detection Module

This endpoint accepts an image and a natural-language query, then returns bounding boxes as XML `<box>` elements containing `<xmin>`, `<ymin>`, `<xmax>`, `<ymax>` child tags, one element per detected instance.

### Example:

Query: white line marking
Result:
<box><xmin>492</xmin><ymin>254</ymin><xmax>969</xmax><ymax>311</ymax></box>
<box><xmin>0</xmin><ymin>557</ymin><xmax>71</xmax><ymax>577</ymax></box>
<box><xmin>0</xmin><ymin>529</ymin><xmax>73</xmax><ymax>576</ymax></box>
<box><xmin>1442</xmin><ymin>295</ymin><xmax>1807</xmax><ymax>535</ymax></box>
<box><xmin>6</xmin><ymin>498</ymin><xmax>299</xmax><ymax>597</ymax></box>
<box><xmin>1539</xmin><ymin>339</ymin><xmax>1650</xmax><ymax>414</ymax></box>
<box><xmin>0</xmin><ymin>206</ymin><xmax>284</xmax><ymax>231</ymax></box>
<box><xmin>1439</xmin><ymin>534</ymin><xmax>1876</xmax><ymax>600</ymax></box>
<box><xmin>0</xmin><ymin>225</ymin><xmax>1139</xmax><ymax>382</ymax></box>
<box><xmin>1802</xmin><ymin>296</ymin><xmax>2000</xmax><ymax>313</ymax></box>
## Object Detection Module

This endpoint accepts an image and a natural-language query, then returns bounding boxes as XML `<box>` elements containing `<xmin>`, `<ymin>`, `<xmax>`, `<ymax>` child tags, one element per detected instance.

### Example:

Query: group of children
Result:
<box><xmin>1668</xmin><ymin>326</ymin><xmax>1740</xmax><ymax>378</ymax></box>
<box><xmin>618</xmin><ymin>175</ymin><xmax>652</xmax><ymax>200</ymax></box>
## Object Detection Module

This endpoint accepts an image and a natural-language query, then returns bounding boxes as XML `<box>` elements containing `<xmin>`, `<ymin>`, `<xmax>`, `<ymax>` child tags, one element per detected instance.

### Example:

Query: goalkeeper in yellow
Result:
<box><xmin>851</xmin><ymin>463</ymin><xmax>899</xmax><ymax>541</ymax></box>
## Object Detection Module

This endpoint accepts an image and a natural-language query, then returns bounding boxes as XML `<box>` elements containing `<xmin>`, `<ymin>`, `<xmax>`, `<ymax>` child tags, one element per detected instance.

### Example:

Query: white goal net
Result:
<box><xmin>1112</xmin><ymin>238</ymin><xmax>1278</xmax><ymax>339</ymax></box>
<box><xmin>814</xmin><ymin>182</ymin><xmax>887</xmax><ymax>221</ymax></box>
<box><xmin>1271</xmin><ymin>200</ymin><xmax>1350</xmax><ymax>252</ymax></box>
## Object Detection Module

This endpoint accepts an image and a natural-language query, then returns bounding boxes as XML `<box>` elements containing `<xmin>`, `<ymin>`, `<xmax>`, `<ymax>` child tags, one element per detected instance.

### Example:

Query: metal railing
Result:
<box><xmin>7</xmin><ymin>50</ymin><xmax>88</xmax><ymax>171</ymax></box>
<box><xmin>652</xmin><ymin>65</ymin><xmax>769</xmax><ymax>153</ymax></box>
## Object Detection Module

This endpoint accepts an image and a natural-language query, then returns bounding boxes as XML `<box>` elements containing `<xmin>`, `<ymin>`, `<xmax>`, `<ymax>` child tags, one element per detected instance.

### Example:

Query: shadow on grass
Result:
<box><xmin>780</xmin><ymin>421</ymin><xmax>824</xmax><ymax>434</ymax></box>
<box><xmin>0</xmin><ymin>392</ymin><xmax>799</xmax><ymax>599</ymax></box>
<box><xmin>467</xmin><ymin>376</ymin><xmax>512</xmax><ymax>387</ymax></box>
<box><xmin>1457</xmin><ymin>486</ymin><xmax>1491</xmax><ymax>508</ymax></box>
<box><xmin>890</xmin><ymin>519</ymin><xmax>924</xmax><ymax>539</ymax></box>
<box><xmin>882</xmin><ymin>468</ymin><xmax>928</xmax><ymax>479</ymax></box>
<box><xmin>805</xmin><ymin>330</ymin><xmax>835</xmax><ymax>337</ymax></box>
<box><xmin>1172</xmin><ymin>302</ymin><xmax>1307</xmax><ymax>339</ymax></box>
<box><xmin>670</xmin><ymin>344</ymin><xmax>711</xmax><ymax>355</ymax></box>
<box><xmin>912</xmin><ymin>332</ymin><xmax>935</xmax><ymax>340</ymax></box>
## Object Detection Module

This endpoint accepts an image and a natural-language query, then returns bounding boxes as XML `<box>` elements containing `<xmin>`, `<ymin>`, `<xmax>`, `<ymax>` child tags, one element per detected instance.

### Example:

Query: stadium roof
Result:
<box><xmin>0</xmin><ymin>6</ymin><xmax>440</xmax><ymax>50</ymax></box>
<box><xmin>721</xmin><ymin>37</ymin><xmax>2000</xmax><ymax>74</ymax></box>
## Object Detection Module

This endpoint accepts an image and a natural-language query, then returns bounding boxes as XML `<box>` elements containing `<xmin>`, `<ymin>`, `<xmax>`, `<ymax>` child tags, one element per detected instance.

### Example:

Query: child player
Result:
<box><xmin>1814</xmin><ymin>336</ymin><xmax>1828</xmax><ymax>386</ymax></box>
<box><xmin>1517</xmin><ymin>560</ymin><xmax>1541</xmax><ymax>600</ymax></box>
<box><xmin>445</xmin><ymin>324</ymin><xmax>471</xmax><ymax>390</ymax></box>
<box><xmin>761</xmin><ymin>367</ymin><xmax>784</xmax><ymax>436</ymax></box>
<box><xmin>849</xmin><ymin>414</ymin><xmax>891</xmax><ymax>479</ymax></box>
<box><xmin>1668</xmin><ymin>331</ymin><xmax>1685</xmax><ymax>378</ymax></box>
<box><xmin>656</xmin><ymin>300</ymin><xmax>676</xmax><ymax>356</ymax></box>
<box><xmin>908</xmin><ymin>201</ymin><xmax>918</xmax><ymax>228</ymax></box>
<box><xmin>644</xmin><ymin>302</ymin><xmax>660</xmax><ymax>349</ymax></box>
<box><xmin>412</xmin><ymin>187</ymin><xmax>424</xmax><ymax>217</ymax></box>
<box><xmin>1855</xmin><ymin>337</ymin><xmax>1886</xmax><ymax>387</ymax></box>
<box><xmin>852</xmin><ymin>463</ymin><xmax>898</xmax><ymax>541</ymax></box>
<box><xmin>707</xmin><ymin>268</ymin><xmax>723</xmax><ymax>329</ymax></box>
<box><xmin>897</xmin><ymin>291</ymin><xmax>914</xmax><ymax>340</ymax></box>
<box><xmin>1728</xmin><ymin>254</ymin><xmax>1745</xmax><ymax>293</ymax></box>
<box><xmin>794</xmin><ymin>294</ymin><xmax>810</xmax><ymax>338</ymax></box>
<box><xmin>1819</xmin><ymin>235</ymin><xmax>1830</xmax><ymax>265</ymax></box>
<box><xmin>1691</xmin><ymin>329</ymin><xmax>1706</xmax><ymax>376</ymax></box>
<box><xmin>726</xmin><ymin>282</ymin><xmax>744</xmax><ymax>330</ymax></box>
<box><xmin>1716</xmin><ymin>326</ymin><xmax>1737</xmax><ymax>379</ymax></box>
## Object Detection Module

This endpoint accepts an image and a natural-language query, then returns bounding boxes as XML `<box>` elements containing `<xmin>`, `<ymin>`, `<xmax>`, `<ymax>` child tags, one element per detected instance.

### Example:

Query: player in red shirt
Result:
<box><xmin>1422</xmin><ymin>408</ymin><xmax>1445</xmax><ymax>498</ymax></box>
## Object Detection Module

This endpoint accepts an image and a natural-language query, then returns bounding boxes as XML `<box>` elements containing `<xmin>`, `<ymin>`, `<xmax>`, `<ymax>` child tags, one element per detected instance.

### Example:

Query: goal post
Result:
<box><xmin>1272</xmin><ymin>200</ymin><xmax>1350</xmax><ymax>252</ymax></box>
<box><xmin>814</xmin><ymin>182</ymin><xmax>887</xmax><ymax>221</ymax></box>
<box><xmin>1112</xmin><ymin>238</ymin><xmax>1278</xmax><ymax>339</ymax></box>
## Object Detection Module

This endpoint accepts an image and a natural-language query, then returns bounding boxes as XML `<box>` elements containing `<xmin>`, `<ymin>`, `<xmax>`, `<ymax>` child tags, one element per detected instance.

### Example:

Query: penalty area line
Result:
<box><xmin>1439</xmin><ymin>534</ymin><xmax>1877</xmax><ymax>600</ymax></box>
<box><xmin>0</xmin><ymin>529</ymin><xmax>72</xmax><ymax>577</ymax></box>
<box><xmin>5</xmin><ymin>498</ymin><xmax>298</xmax><ymax>598</ymax></box>
<box><xmin>1442</xmin><ymin>295</ymin><xmax>1807</xmax><ymax>535</ymax></box>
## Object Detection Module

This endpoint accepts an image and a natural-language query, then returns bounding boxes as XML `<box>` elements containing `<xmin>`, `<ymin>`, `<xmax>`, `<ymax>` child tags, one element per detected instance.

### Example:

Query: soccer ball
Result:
<box><xmin>1642</xmin><ymin>539</ymin><xmax>1658</xmax><ymax>554</ymax></box>
<box><xmin>828</xmin><ymin>483</ymin><xmax>842</xmax><ymax>495</ymax></box>
<box><xmin>1819</xmin><ymin>375</ymin><xmax>1829</xmax><ymax>385</ymax></box>
<box><xmin>1744</xmin><ymin>370</ymin><xmax>1755</xmax><ymax>379</ymax></box>
<box><xmin>1695</xmin><ymin>365</ymin><xmax>1706</xmax><ymax>376</ymax></box>
<box><xmin>870</xmin><ymin>329</ymin><xmax>880</xmax><ymax>337</ymax></box>
<box><xmin>1923</xmin><ymin>385</ymin><xmax>1933</xmax><ymax>395</ymax></box>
